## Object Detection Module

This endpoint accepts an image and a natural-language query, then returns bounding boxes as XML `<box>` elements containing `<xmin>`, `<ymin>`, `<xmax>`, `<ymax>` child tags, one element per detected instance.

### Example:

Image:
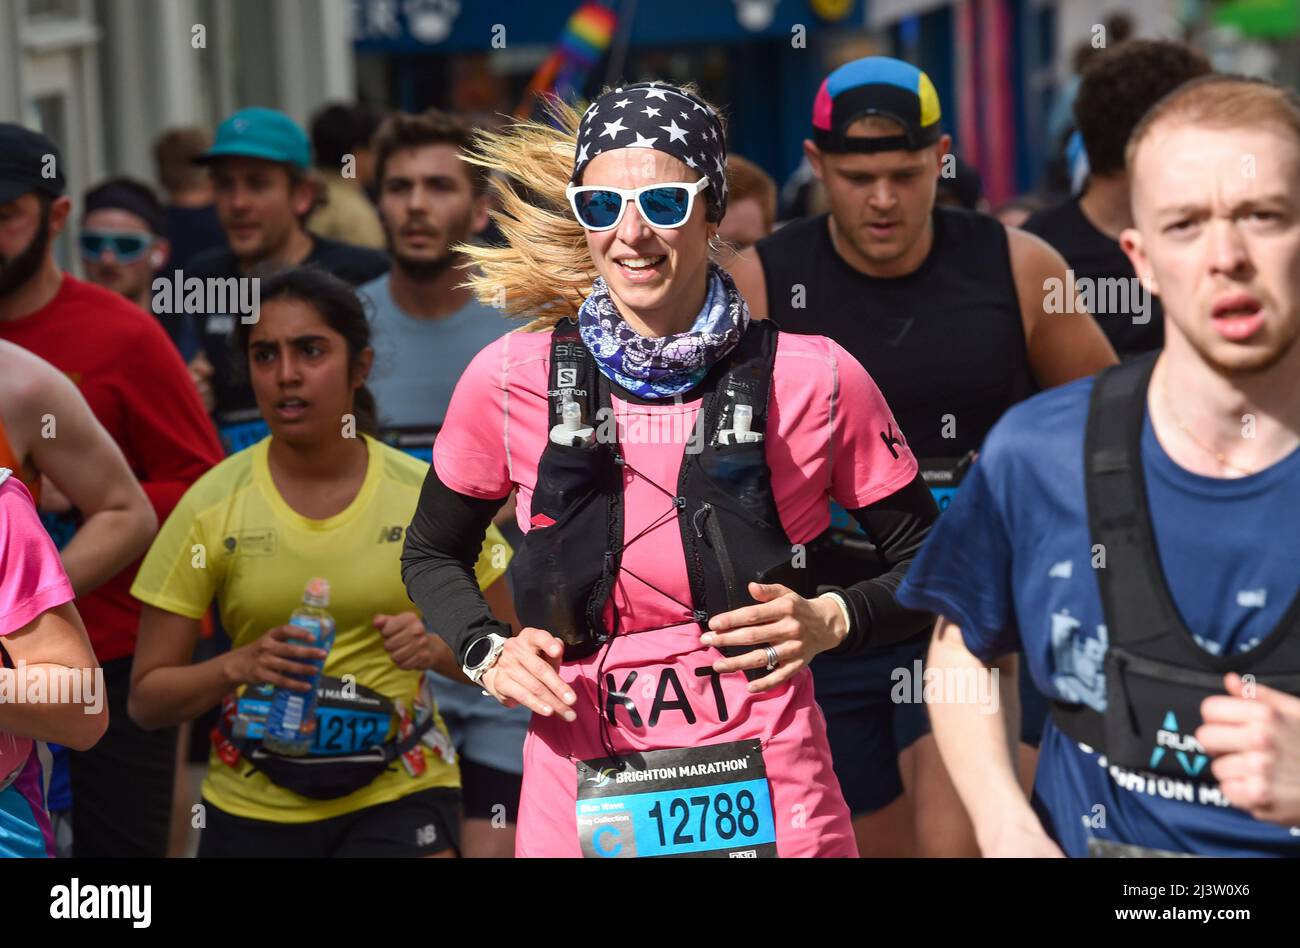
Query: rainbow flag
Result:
<box><xmin>518</xmin><ymin>2</ymin><xmax>619</xmax><ymax>118</ymax></box>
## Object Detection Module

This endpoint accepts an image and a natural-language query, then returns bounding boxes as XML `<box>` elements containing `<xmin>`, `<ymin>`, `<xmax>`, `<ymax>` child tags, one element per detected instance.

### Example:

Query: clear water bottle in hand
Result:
<box><xmin>262</xmin><ymin>577</ymin><xmax>336</xmax><ymax>756</ymax></box>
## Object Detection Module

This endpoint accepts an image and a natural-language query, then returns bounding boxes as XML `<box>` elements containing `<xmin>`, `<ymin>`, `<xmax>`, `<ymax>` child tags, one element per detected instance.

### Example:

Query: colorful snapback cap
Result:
<box><xmin>812</xmin><ymin>56</ymin><xmax>942</xmax><ymax>153</ymax></box>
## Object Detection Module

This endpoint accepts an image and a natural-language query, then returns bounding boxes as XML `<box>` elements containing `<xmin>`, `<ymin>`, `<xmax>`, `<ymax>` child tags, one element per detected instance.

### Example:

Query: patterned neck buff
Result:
<box><xmin>577</xmin><ymin>262</ymin><xmax>750</xmax><ymax>399</ymax></box>
<box><xmin>571</xmin><ymin>81</ymin><xmax>729</xmax><ymax>222</ymax></box>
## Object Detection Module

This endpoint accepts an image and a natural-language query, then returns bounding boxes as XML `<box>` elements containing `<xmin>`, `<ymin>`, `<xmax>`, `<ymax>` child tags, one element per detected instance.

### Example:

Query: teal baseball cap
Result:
<box><xmin>196</xmin><ymin>108</ymin><xmax>312</xmax><ymax>170</ymax></box>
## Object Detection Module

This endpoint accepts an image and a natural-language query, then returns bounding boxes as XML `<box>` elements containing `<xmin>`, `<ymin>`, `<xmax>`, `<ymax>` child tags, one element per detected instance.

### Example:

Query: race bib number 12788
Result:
<box><xmin>575</xmin><ymin>740</ymin><xmax>777</xmax><ymax>858</ymax></box>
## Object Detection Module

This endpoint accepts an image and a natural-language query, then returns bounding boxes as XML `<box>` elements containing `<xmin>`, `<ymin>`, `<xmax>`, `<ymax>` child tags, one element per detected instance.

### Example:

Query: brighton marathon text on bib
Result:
<box><xmin>575</xmin><ymin>740</ymin><xmax>777</xmax><ymax>858</ymax></box>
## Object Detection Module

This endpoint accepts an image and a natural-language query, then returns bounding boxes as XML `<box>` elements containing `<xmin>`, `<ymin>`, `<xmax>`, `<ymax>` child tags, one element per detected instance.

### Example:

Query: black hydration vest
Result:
<box><xmin>1050</xmin><ymin>355</ymin><xmax>1300</xmax><ymax>780</ymax></box>
<box><xmin>511</xmin><ymin>318</ymin><xmax>823</xmax><ymax>674</ymax></box>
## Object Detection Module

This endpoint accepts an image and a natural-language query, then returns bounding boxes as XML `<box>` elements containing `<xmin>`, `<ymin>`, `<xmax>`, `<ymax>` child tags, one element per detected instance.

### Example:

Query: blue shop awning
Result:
<box><xmin>351</xmin><ymin>0</ymin><xmax>865</xmax><ymax>54</ymax></box>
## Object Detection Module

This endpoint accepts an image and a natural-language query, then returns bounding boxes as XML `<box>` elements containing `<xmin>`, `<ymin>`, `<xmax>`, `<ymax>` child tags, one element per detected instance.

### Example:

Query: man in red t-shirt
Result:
<box><xmin>0</xmin><ymin>123</ymin><xmax>223</xmax><ymax>856</ymax></box>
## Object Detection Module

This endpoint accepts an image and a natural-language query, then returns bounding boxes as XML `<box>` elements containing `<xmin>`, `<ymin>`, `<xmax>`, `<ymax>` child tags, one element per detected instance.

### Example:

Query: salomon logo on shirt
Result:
<box><xmin>1149</xmin><ymin>711</ymin><xmax>1209</xmax><ymax>777</ymax></box>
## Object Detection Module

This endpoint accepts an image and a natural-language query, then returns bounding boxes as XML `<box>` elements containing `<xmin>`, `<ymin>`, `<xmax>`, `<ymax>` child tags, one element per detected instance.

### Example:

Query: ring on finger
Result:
<box><xmin>764</xmin><ymin>645</ymin><xmax>779</xmax><ymax>672</ymax></box>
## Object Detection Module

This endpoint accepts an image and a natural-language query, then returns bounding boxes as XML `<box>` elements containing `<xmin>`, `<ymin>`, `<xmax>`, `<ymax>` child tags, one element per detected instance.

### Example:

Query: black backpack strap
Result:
<box><xmin>548</xmin><ymin>317</ymin><xmax>604</xmax><ymax>434</ymax></box>
<box><xmin>1048</xmin><ymin>693</ymin><xmax>1106</xmax><ymax>751</ymax></box>
<box><xmin>1084</xmin><ymin>352</ymin><xmax>1173</xmax><ymax>650</ymax></box>
<box><xmin>701</xmin><ymin>319</ymin><xmax>779</xmax><ymax>445</ymax></box>
<box><xmin>1052</xmin><ymin>354</ymin><xmax>1158</xmax><ymax>750</ymax></box>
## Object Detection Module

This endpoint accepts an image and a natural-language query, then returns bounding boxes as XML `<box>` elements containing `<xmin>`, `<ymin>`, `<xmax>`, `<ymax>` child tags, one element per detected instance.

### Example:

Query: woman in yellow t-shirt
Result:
<box><xmin>129</xmin><ymin>268</ymin><xmax>514</xmax><ymax>857</ymax></box>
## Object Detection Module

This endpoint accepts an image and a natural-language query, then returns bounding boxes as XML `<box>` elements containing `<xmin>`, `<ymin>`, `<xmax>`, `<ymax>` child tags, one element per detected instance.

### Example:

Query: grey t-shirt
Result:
<box><xmin>359</xmin><ymin>272</ymin><xmax>515</xmax><ymax>432</ymax></box>
<box><xmin>360</xmin><ymin>273</ymin><xmax>529</xmax><ymax>768</ymax></box>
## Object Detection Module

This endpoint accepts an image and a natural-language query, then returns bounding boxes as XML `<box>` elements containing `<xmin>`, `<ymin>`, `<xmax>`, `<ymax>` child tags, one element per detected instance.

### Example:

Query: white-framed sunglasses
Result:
<box><xmin>565</xmin><ymin>177</ymin><xmax>710</xmax><ymax>232</ymax></box>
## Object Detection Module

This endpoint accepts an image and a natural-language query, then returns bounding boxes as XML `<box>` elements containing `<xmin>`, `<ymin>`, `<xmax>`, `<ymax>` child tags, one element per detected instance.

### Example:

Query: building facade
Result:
<box><xmin>2</xmin><ymin>0</ymin><xmax>356</xmax><ymax>266</ymax></box>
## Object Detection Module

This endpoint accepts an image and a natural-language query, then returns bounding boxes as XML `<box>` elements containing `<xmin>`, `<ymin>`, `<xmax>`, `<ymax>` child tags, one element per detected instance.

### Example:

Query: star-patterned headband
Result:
<box><xmin>571</xmin><ymin>81</ymin><xmax>728</xmax><ymax>223</ymax></box>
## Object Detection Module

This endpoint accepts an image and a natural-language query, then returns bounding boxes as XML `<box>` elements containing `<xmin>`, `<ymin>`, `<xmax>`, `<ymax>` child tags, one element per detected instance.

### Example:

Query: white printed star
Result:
<box><xmin>643</xmin><ymin>87</ymin><xmax>670</xmax><ymax>101</ymax></box>
<box><xmin>629</xmin><ymin>132</ymin><xmax>658</xmax><ymax>148</ymax></box>
<box><xmin>713</xmin><ymin>154</ymin><xmax>726</xmax><ymax>174</ymax></box>
<box><xmin>659</xmin><ymin>120</ymin><xmax>688</xmax><ymax>143</ymax></box>
<box><xmin>613</xmin><ymin>98</ymin><xmax>631</xmax><ymax>109</ymax></box>
<box><xmin>684</xmin><ymin>154</ymin><xmax>697</xmax><ymax>168</ymax></box>
<box><xmin>576</xmin><ymin>142</ymin><xmax>589</xmax><ymax>163</ymax></box>
<box><xmin>642</xmin><ymin>106</ymin><xmax>661</xmax><ymax>118</ymax></box>
<box><xmin>600</xmin><ymin>117</ymin><xmax>628</xmax><ymax>140</ymax></box>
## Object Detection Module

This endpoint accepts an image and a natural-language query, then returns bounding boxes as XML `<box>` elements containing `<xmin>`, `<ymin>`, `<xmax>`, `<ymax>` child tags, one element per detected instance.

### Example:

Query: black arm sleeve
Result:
<box><xmin>821</xmin><ymin>470</ymin><xmax>939</xmax><ymax>656</ymax></box>
<box><xmin>401</xmin><ymin>463</ymin><xmax>512</xmax><ymax>665</ymax></box>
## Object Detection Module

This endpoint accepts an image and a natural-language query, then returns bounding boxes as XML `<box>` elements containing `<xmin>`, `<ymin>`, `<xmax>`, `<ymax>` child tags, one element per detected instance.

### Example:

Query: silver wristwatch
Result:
<box><xmin>462</xmin><ymin>632</ymin><xmax>509</xmax><ymax>685</ymax></box>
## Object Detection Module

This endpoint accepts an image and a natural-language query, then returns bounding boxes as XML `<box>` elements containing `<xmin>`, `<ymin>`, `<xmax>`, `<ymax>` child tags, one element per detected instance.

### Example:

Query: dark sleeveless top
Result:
<box><xmin>755</xmin><ymin>207</ymin><xmax>1035</xmax><ymax>457</ymax></box>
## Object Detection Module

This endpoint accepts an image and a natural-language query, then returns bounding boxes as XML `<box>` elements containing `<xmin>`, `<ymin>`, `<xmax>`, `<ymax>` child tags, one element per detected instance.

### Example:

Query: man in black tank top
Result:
<box><xmin>1022</xmin><ymin>40</ymin><xmax>1211</xmax><ymax>359</ymax></box>
<box><xmin>730</xmin><ymin>56</ymin><xmax>1117</xmax><ymax>857</ymax></box>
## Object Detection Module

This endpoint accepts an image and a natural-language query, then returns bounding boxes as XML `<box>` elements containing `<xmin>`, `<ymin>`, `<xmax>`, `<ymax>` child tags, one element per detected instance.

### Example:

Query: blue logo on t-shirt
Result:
<box><xmin>1150</xmin><ymin>710</ymin><xmax>1209</xmax><ymax>777</ymax></box>
<box><xmin>1049</xmin><ymin>611</ymin><xmax>1107</xmax><ymax>712</ymax></box>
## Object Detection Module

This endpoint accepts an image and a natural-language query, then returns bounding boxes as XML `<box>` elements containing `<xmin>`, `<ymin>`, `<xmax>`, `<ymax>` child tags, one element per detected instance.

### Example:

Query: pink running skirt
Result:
<box><xmin>515</xmin><ymin>621</ymin><xmax>858</xmax><ymax>858</ymax></box>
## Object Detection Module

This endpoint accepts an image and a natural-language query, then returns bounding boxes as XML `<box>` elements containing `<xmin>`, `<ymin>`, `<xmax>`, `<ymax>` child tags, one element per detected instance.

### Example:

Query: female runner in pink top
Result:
<box><xmin>402</xmin><ymin>83</ymin><xmax>938</xmax><ymax>858</ymax></box>
<box><xmin>0</xmin><ymin>471</ymin><xmax>106</xmax><ymax>857</ymax></box>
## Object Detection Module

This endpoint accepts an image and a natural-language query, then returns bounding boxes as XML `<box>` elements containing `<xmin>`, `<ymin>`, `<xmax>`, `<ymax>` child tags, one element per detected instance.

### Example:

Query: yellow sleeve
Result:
<box><xmin>474</xmin><ymin>523</ymin><xmax>513</xmax><ymax>591</ymax></box>
<box><xmin>130</xmin><ymin>489</ymin><xmax>220</xmax><ymax>620</ymax></box>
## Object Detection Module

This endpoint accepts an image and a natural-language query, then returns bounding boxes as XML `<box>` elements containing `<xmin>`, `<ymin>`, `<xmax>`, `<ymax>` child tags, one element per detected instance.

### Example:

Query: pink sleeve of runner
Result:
<box><xmin>827</xmin><ymin>341</ymin><xmax>919</xmax><ymax>509</ymax></box>
<box><xmin>0</xmin><ymin>476</ymin><xmax>75</xmax><ymax>638</ymax></box>
<box><xmin>433</xmin><ymin>336</ymin><xmax>514</xmax><ymax>500</ymax></box>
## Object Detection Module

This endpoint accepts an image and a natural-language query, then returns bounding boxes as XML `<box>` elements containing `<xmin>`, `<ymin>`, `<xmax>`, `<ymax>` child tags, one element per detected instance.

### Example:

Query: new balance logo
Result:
<box><xmin>416</xmin><ymin>823</ymin><xmax>439</xmax><ymax>847</ymax></box>
<box><xmin>378</xmin><ymin>526</ymin><xmax>404</xmax><ymax>543</ymax></box>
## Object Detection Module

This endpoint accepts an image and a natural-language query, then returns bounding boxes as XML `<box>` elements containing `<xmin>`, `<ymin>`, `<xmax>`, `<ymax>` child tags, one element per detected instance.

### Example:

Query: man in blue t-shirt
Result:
<box><xmin>357</xmin><ymin>109</ymin><xmax>522</xmax><ymax>858</ymax></box>
<box><xmin>898</xmin><ymin>75</ymin><xmax>1300</xmax><ymax>856</ymax></box>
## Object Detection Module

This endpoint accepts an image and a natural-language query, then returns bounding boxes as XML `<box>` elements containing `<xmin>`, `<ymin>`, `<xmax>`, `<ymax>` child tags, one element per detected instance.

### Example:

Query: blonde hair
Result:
<box><xmin>456</xmin><ymin>97</ymin><xmax>593</xmax><ymax>331</ymax></box>
<box><xmin>457</xmin><ymin>86</ymin><xmax>727</xmax><ymax>332</ymax></box>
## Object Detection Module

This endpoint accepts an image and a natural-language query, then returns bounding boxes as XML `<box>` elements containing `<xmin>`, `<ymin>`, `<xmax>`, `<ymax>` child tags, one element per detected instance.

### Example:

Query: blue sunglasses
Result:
<box><xmin>78</xmin><ymin>230</ymin><xmax>153</xmax><ymax>263</ymax></box>
<box><xmin>566</xmin><ymin>178</ymin><xmax>710</xmax><ymax>231</ymax></box>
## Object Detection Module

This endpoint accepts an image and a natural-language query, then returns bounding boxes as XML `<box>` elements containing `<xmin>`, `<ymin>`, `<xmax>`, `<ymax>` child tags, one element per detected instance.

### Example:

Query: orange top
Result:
<box><xmin>0</xmin><ymin>412</ymin><xmax>39</xmax><ymax>506</ymax></box>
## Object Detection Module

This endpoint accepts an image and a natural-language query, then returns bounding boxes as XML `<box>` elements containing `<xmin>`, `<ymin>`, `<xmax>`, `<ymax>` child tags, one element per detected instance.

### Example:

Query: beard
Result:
<box><xmin>393</xmin><ymin>249</ymin><xmax>459</xmax><ymax>281</ymax></box>
<box><xmin>0</xmin><ymin>205</ymin><xmax>51</xmax><ymax>299</ymax></box>
<box><xmin>387</xmin><ymin>217</ymin><xmax>473</xmax><ymax>282</ymax></box>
